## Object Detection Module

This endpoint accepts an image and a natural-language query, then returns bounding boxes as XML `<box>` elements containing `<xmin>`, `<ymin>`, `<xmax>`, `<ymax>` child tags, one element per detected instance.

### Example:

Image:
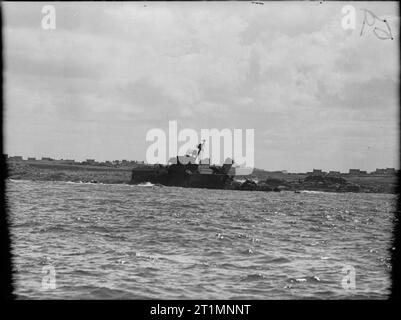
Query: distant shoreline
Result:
<box><xmin>7</xmin><ymin>161</ymin><xmax>132</xmax><ymax>184</ymax></box>
<box><xmin>6</xmin><ymin>161</ymin><xmax>398</xmax><ymax>194</ymax></box>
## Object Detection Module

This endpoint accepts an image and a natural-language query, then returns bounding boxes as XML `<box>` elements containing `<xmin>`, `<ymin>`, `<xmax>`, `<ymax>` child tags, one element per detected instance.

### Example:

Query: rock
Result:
<box><xmin>225</xmin><ymin>180</ymin><xmax>241</xmax><ymax>190</ymax></box>
<box><xmin>240</xmin><ymin>179</ymin><xmax>258</xmax><ymax>191</ymax></box>
<box><xmin>257</xmin><ymin>182</ymin><xmax>273</xmax><ymax>192</ymax></box>
<box><xmin>344</xmin><ymin>184</ymin><xmax>360</xmax><ymax>192</ymax></box>
<box><xmin>264</xmin><ymin>178</ymin><xmax>288</xmax><ymax>187</ymax></box>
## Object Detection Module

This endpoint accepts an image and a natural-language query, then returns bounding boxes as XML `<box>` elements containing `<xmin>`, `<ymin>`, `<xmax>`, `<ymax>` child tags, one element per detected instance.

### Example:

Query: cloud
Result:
<box><xmin>3</xmin><ymin>2</ymin><xmax>399</xmax><ymax>171</ymax></box>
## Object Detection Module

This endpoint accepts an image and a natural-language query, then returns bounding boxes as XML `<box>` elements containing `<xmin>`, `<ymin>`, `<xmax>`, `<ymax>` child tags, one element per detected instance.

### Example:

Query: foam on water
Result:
<box><xmin>137</xmin><ymin>182</ymin><xmax>155</xmax><ymax>187</ymax></box>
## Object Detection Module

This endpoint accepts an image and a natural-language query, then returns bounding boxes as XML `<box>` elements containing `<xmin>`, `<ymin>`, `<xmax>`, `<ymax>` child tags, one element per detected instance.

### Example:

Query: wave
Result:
<box><xmin>7</xmin><ymin>178</ymin><xmax>32</xmax><ymax>183</ymax></box>
<box><xmin>298</xmin><ymin>190</ymin><xmax>326</xmax><ymax>194</ymax></box>
<box><xmin>241</xmin><ymin>273</ymin><xmax>267</xmax><ymax>281</ymax></box>
<box><xmin>234</xmin><ymin>179</ymin><xmax>259</xmax><ymax>183</ymax></box>
<box><xmin>287</xmin><ymin>276</ymin><xmax>321</xmax><ymax>283</ymax></box>
<box><xmin>9</xmin><ymin>180</ymin><xmax>393</xmax><ymax>299</ymax></box>
<box><xmin>73</xmin><ymin>181</ymin><xmax>103</xmax><ymax>185</ymax></box>
<box><xmin>136</xmin><ymin>182</ymin><xmax>155</xmax><ymax>187</ymax></box>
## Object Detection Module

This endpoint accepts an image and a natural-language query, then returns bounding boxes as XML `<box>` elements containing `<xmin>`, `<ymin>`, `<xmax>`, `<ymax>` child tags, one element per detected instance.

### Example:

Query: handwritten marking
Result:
<box><xmin>360</xmin><ymin>9</ymin><xmax>394</xmax><ymax>40</ymax></box>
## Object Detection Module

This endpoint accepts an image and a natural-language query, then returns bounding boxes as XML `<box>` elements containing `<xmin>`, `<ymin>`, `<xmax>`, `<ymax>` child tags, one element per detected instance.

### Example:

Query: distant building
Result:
<box><xmin>41</xmin><ymin>157</ymin><xmax>54</xmax><ymax>161</ymax></box>
<box><xmin>306</xmin><ymin>169</ymin><xmax>326</xmax><ymax>176</ymax></box>
<box><xmin>85</xmin><ymin>159</ymin><xmax>96</xmax><ymax>165</ymax></box>
<box><xmin>349</xmin><ymin>169</ymin><xmax>361</xmax><ymax>175</ymax></box>
<box><xmin>328</xmin><ymin>171</ymin><xmax>341</xmax><ymax>176</ymax></box>
<box><xmin>348</xmin><ymin>169</ymin><xmax>368</xmax><ymax>176</ymax></box>
<box><xmin>311</xmin><ymin>169</ymin><xmax>324</xmax><ymax>176</ymax></box>
<box><xmin>27</xmin><ymin>157</ymin><xmax>36</xmax><ymax>161</ymax></box>
<box><xmin>385</xmin><ymin>168</ymin><xmax>396</xmax><ymax>175</ymax></box>
<box><xmin>372</xmin><ymin>168</ymin><xmax>396</xmax><ymax>175</ymax></box>
<box><xmin>57</xmin><ymin>159</ymin><xmax>75</xmax><ymax>164</ymax></box>
<box><xmin>9</xmin><ymin>156</ymin><xmax>23</xmax><ymax>161</ymax></box>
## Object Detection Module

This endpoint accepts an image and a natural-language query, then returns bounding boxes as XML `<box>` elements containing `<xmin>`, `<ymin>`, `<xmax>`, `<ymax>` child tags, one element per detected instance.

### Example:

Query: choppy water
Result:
<box><xmin>7</xmin><ymin>179</ymin><xmax>396</xmax><ymax>299</ymax></box>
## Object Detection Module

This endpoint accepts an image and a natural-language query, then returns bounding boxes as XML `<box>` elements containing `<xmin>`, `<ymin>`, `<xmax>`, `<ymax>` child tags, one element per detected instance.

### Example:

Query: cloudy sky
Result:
<box><xmin>3</xmin><ymin>1</ymin><xmax>399</xmax><ymax>172</ymax></box>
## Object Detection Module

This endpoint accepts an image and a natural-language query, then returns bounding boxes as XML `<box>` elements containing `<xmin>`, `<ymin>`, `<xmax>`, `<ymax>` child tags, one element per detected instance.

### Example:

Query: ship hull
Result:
<box><xmin>130</xmin><ymin>163</ymin><xmax>232</xmax><ymax>189</ymax></box>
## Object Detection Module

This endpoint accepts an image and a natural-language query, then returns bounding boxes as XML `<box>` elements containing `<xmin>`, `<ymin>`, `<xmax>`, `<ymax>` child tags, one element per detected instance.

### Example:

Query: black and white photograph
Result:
<box><xmin>1</xmin><ymin>1</ymin><xmax>400</xmax><ymax>302</ymax></box>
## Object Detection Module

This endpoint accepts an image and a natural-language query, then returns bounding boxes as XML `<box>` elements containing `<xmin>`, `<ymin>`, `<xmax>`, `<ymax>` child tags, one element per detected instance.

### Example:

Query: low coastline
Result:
<box><xmin>6</xmin><ymin>161</ymin><xmax>398</xmax><ymax>194</ymax></box>
<box><xmin>7</xmin><ymin>161</ymin><xmax>132</xmax><ymax>184</ymax></box>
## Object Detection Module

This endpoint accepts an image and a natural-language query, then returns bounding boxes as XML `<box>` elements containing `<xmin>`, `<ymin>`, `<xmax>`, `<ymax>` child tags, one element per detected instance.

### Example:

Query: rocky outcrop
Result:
<box><xmin>239</xmin><ymin>179</ymin><xmax>258</xmax><ymax>191</ymax></box>
<box><xmin>296</xmin><ymin>175</ymin><xmax>362</xmax><ymax>193</ymax></box>
<box><xmin>227</xmin><ymin>175</ymin><xmax>367</xmax><ymax>193</ymax></box>
<box><xmin>256</xmin><ymin>181</ymin><xmax>273</xmax><ymax>192</ymax></box>
<box><xmin>223</xmin><ymin>179</ymin><xmax>281</xmax><ymax>192</ymax></box>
